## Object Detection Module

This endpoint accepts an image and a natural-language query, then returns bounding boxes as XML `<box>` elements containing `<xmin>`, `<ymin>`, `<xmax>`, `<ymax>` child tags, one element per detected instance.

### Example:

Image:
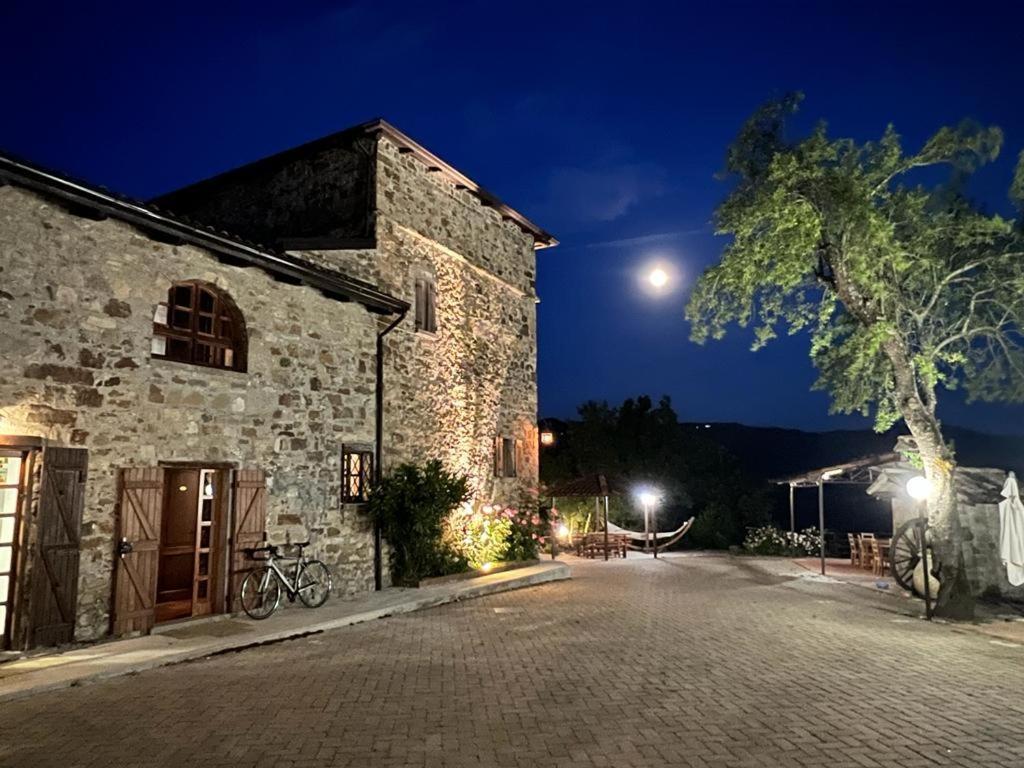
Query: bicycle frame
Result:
<box><xmin>257</xmin><ymin>551</ymin><xmax>317</xmax><ymax>600</ymax></box>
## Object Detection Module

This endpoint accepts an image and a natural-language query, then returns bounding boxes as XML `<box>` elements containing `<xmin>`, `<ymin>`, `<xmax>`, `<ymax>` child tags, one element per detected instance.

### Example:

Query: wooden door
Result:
<box><xmin>228</xmin><ymin>469</ymin><xmax>266</xmax><ymax>612</ymax></box>
<box><xmin>29</xmin><ymin>447</ymin><xmax>87</xmax><ymax>648</ymax></box>
<box><xmin>113</xmin><ymin>468</ymin><xmax>163</xmax><ymax>636</ymax></box>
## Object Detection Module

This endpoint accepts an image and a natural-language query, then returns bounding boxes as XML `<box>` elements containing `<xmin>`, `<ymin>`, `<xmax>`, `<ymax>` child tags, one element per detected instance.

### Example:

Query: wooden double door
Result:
<box><xmin>1</xmin><ymin>443</ymin><xmax>87</xmax><ymax>651</ymax></box>
<box><xmin>113</xmin><ymin>467</ymin><xmax>266</xmax><ymax>635</ymax></box>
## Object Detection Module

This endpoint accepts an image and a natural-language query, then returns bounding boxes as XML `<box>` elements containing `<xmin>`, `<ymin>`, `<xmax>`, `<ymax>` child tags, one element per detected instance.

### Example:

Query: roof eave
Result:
<box><xmin>0</xmin><ymin>153</ymin><xmax>408</xmax><ymax>316</ymax></box>
<box><xmin>364</xmin><ymin>119</ymin><xmax>558</xmax><ymax>249</ymax></box>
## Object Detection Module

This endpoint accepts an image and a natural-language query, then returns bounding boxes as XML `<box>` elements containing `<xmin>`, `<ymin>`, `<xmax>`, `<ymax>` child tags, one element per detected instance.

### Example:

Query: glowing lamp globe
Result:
<box><xmin>540</xmin><ymin>431</ymin><xmax>556</xmax><ymax>447</ymax></box>
<box><xmin>648</xmin><ymin>268</ymin><xmax>669</xmax><ymax>288</ymax></box>
<box><xmin>906</xmin><ymin>475</ymin><xmax>932</xmax><ymax>501</ymax></box>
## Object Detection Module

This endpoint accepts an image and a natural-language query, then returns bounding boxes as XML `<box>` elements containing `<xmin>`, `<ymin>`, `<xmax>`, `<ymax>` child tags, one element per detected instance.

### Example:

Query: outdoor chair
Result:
<box><xmin>874</xmin><ymin>538</ymin><xmax>891</xmax><ymax>577</ymax></box>
<box><xmin>858</xmin><ymin>533</ymin><xmax>876</xmax><ymax>571</ymax></box>
<box><xmin>847</xmin><ymin>533</ymin><xmax>860</xmax><ymax>567</ymax></box>
<box><xmin>572</xmin><ymin>534</ymin><xmax>586</xmax><ymax>557</ymax></box>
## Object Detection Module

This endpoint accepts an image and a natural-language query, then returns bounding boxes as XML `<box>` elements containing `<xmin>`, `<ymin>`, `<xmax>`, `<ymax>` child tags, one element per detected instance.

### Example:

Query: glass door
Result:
<box><xmin>0</xmin><ymin>452</ymin><xmax>24</xmax><ymax>648</ymax></box>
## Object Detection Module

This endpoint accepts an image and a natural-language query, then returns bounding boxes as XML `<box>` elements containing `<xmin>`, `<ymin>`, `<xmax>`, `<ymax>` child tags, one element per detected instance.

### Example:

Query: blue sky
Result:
<box><xmin>4</xmin><ymin>1</ymin><xmax>1023</xmax><ymax>433</ymax></box>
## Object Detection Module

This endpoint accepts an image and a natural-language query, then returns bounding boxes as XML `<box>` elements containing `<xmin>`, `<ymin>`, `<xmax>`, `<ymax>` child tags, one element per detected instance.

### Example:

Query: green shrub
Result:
<box><xmin>368</xmin><ymin>460</ymin><xmax>471</xmax><ymax>584</ymax></box>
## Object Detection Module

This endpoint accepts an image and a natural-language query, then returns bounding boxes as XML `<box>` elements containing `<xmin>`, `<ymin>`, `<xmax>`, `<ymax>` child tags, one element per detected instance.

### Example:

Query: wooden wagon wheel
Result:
<box><xmin>890</xmin><ymin>518</ymin><xmax>931</xmax><ymax>595</ymax></box>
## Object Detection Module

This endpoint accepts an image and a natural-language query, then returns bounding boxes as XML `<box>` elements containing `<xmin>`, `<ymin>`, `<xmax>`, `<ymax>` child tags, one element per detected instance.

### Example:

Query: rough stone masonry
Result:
<box><xmin>0</xmin><ymin>120</ymin><xmax>555</xmax><ymax>642</ymax></box>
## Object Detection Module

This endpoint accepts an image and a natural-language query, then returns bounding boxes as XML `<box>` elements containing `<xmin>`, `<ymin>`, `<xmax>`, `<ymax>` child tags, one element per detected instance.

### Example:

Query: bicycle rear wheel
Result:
<box><xmin>240</xmin><ymin>566</ymin><xmax>282</xmax><ymax>619</ymax></box>
<box><xmin>297</xmin><ymin>560</ymin><xmax>332</xmax><ymax>608</ymax></box>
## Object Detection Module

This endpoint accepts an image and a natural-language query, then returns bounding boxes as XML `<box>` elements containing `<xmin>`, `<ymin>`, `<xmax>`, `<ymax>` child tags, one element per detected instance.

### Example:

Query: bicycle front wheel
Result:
<box><xmin>297</xmin><ymin>560</ymin><xmax>332</xmax><ymax>608</ymax></box>
<box><xmin>240</xmin><ymin>566</ymin><xmax>282</xmax><ymax>620</ymax></box>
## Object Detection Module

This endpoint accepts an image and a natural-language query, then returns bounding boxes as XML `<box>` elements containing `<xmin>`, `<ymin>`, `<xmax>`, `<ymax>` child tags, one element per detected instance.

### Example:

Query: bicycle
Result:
<box><xmin>239</xmin><ymin>541</ymin><xmax>333</xmax><ymax>620</ymax></box>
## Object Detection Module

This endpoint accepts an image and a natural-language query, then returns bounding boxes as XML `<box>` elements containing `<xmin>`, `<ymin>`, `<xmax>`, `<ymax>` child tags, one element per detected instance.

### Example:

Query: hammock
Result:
<box><xmin>606</xmin><ymin>517</ymin><xmax>695</xmax><ymax>552</ymax></box>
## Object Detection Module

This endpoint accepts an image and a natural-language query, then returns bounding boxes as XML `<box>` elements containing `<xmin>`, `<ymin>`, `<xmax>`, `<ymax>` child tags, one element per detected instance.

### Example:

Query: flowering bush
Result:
<box><xmin>443</xmin><ymin>504</ymin><xmax>554</xmax><ymax>567</ymax></box>
<box><xmin>504</xmin><ymin>506</ymin><xmax>553</xmax><ymax>562</ymax></box>
<box><xmin>743</xmin><ymin>525</ymin><xmax>821</xmax><ymax>556</ymax></box>
<box><xmin>443</xmin><ymin>505</ymin><xmax>511</xmax><ymax>569</ymax></box>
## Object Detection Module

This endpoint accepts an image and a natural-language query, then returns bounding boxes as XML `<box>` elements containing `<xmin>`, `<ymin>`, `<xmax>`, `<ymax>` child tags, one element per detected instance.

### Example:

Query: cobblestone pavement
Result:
<box><xmin>3</xmin><ymin>554</ymin><xmax>1024</xmax><ymax>768</ymax></box>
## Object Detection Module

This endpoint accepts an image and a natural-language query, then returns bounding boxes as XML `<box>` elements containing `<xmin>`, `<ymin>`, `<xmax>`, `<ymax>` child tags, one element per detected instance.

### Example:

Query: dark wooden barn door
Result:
<box><xmin>228</xmin><ymin>469</ymin><xmax>266</xmax><ymax>612</ymax></box>
<box><xmin>113</xmin><ymin>468</ymin><xmax>164</xmax><ymax>636</ymax></box>
<box><xmin>29</xmin><ymin>447</ymin><xmax>88</xmax><ymax>648</ymax></box>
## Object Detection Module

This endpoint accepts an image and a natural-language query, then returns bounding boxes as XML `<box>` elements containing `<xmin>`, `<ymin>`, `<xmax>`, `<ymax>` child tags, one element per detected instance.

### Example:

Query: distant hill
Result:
<box><xmin>682</xmin><ymin>422</ymin><xmax>1024</xmax><ymax>480</ymax></box>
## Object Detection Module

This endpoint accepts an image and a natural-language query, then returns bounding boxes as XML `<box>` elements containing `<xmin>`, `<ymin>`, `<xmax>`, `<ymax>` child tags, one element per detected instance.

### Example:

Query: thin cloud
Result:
<box><xmin>584</xmin><ymin>227</ymin><xmax>710</xmax><ymax>250</ymax></box>
<box><xmin>542</xmin><ymin>163</ymin><xmax>667</xmax><ymax>225</ymax></box>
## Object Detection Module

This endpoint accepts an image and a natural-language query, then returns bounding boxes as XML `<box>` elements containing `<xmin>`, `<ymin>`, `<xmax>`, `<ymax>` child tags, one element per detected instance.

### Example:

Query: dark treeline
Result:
<box><xmin>540</xmin><ymin>395</ymin><xmax>772</xmax><ymax>548</ymax></box>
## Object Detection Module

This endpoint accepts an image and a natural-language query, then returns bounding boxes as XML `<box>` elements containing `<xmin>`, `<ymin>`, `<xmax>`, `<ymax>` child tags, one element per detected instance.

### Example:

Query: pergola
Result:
<box><xmin>773</xmin><ymin>453</ymin><xmax>899</xmax><ymax>575</ymax></box>
<box><xmin>543</xmin><ymin>474</ymin><xmax>624</xmax><ymax>561</ymax></box>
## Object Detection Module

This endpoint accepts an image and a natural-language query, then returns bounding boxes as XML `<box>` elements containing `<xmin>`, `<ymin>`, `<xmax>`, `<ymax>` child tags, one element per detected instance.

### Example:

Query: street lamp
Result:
<box><xmin>906</xmin><ymin>474</ymin><xmax>935</xmax><ymax>619</ymax></box>
<box><xmin>906</xmin><ymin>475</ymin><xmax>932</xmax><ymax>501</ymax></box>
<box><xmin>636</xmin><ymin>489</ymin><xmax>661</xmax><ymax>558</ymax></box>
<box><xmin>648</xmin><ymin>268</ymin><xmax>668</xmax><ymax>289</ymax></box>
<box><xmin>540</xmin><ymin>431</ymin><xmax>556</xmax><ymax>447</ymax></box>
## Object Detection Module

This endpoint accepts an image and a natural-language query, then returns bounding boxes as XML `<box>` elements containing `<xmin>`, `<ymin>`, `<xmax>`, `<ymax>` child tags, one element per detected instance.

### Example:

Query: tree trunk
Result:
<box><xmin>822</xmin><ymin>258</ymin><xmax>972</xmax><ymax>618</ymax></box>
<box><xmin>883</xmin><ymin>339</ymin><xmax>974</xmax><ymax>620</ymax></box>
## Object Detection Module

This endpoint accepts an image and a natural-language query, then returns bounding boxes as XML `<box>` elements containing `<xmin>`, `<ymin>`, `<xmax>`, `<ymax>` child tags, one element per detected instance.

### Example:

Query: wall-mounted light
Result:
<box><xmin>540</xmin><ymin>431</ymin><xmax>556</xmax><ymax>447</ymax></box>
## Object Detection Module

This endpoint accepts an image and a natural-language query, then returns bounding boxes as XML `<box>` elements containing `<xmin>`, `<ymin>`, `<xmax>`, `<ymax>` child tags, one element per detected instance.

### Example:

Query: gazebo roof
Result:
<box><xmin>542</xmin><ymin>474</ymin><xmax>625</xmax><ymax>498</ymax></box>
<box><xmin>772</xmin><ymin>453</ymin><xmax>900</xmax><ymax>488</ymax></box>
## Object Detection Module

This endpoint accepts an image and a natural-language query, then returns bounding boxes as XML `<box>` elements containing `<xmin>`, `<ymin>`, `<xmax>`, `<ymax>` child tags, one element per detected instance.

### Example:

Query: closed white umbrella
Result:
<box><xmin>998</xmin><ymin>471</ymin><xmax>1024</xmax><ymax>587</ymax></box>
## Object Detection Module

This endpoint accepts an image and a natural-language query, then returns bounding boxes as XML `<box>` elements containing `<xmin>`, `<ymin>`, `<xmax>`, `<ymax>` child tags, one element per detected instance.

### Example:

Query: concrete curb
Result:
<box><xmin>0</xmin><ymin>561</ymin><xmax>570</xmax><ymax>703</ymax></box>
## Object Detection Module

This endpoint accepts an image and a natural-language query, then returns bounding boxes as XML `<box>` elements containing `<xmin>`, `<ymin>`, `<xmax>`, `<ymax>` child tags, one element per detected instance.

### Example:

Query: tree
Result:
<box><xmin>541</xmin><ymin>395</ymin><xmax>771</xmax><ymax>545</ymax></box>
<box><xmin>687</xmin><ymin>95</ymin><xmax>1024</xmax><ymax>618</ymax></box>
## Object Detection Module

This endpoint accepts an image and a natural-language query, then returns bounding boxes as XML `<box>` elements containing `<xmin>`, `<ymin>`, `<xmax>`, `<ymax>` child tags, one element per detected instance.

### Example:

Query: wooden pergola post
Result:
<box><xmin>601</xmin><ymin>494</ymin><xmax>609</xmax><ymax>561</ymax></box>
<box><xmin>789</xmin><ymin>483</ymin><xmax>795</xmax><ymax>533</ymax></box>
<box><xmin>818</xmin><ymin>478</ymin><xmax>826</xmax><ymax>576</ymax></box>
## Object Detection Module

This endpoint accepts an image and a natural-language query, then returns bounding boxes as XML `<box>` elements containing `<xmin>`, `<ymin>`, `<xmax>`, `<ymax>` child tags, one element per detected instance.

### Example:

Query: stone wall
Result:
<box><xmin>306</xmin><ymin>135</ymin><xmax>541</xmax><ymax>504</ymax></box>
<box><xmin>153</xmin><ymin>135</ymin><xmax>377</xmax><ymax>247</ymax></box>
<box><xmin>0</xmin><ymin>186</ymin><xmax>382</xmax><ymax>640</ymax></box>
<box><xmin>889</xmin><ymin>474</ymin><xmax>1024</xmax><ymax>599</ymax></box>
<box><xmin>960</xmin><ymin>498</ymin><xmax>1024</xmax><ymax>599</ymax></box>
<box><xmin>374</xmin><ymin>137</ymin><xmax>538</xmax><ymax>295</ymax></box>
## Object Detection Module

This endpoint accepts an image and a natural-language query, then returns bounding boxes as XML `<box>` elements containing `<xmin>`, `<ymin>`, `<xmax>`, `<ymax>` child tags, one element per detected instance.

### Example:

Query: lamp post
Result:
<box><xmin>906</xmin><ymin>475</ymin><xmax>934</xmax><ymax>620</ymax></box>
<box><xmin>638</xmin><ymin>490</ymin><xmax>660</xmax><ymax>558</ymax></box>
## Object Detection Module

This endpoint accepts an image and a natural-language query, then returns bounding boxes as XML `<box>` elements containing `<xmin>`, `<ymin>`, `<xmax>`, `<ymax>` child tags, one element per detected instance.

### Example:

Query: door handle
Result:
<box><xmin>117</xmin><ymin>538</ymin><xmax>134</xmax><ymax>557</ymax></box>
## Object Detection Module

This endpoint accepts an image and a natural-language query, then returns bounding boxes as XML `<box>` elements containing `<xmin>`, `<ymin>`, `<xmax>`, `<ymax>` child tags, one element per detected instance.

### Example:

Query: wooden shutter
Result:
<box><xmin>29</xmin><ymin>447</ymin><xmax>87</xmax><ymax>648</ymax></box>
<box><xmin>414</xmin><ymin>279</ymin><xmax>426</xmax><ymax>331</ymax></box>
<box><xmin>113</xmin><ymin>467</ymin><xmax>163</xmax><ymax>636</ymax></box>
<box><xmin>493</xmin><ymin>437</ymin><xmax>503</xmax><ymax>477</ymax></box>
<box><xmin>228</xmin><ymin>469</ymin><xmax>267</xmax><ymax>612</ymax></box>
<box><xmin>426</xmin><ymin>280</ymin><xmax>438</xmax><ymax>333</ymax></box>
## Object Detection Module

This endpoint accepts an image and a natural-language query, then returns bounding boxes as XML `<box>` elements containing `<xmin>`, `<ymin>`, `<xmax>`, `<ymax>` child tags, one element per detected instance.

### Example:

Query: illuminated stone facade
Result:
<box><xmin>0</xmin><ymin>123</ymin><xmax>550</xmax><ymax>643</ymax></box>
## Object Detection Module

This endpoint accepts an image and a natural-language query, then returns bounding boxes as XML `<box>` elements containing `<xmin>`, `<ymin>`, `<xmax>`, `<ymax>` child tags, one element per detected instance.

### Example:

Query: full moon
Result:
<box><xmin>648</xmin><ymin>268</ymin><xmax>669</xmax><ymax>288</ymax></box>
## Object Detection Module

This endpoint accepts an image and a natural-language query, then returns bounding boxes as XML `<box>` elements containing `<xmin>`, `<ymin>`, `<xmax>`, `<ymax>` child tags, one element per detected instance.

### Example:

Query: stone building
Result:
<box><xmin>0</xmin><ymin>119</ymin><xmax>556</xmax><ymax>650</ymax></box>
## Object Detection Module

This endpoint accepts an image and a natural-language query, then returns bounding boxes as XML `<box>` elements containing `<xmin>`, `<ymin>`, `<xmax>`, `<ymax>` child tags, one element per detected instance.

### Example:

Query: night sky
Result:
<box><xmin>4</xmin><ymin>2</ymin><xmax>1024</xmax><ymax>434</ymax></box>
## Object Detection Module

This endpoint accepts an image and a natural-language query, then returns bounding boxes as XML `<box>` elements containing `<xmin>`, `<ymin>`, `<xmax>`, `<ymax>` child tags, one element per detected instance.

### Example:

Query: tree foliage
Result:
<box><xmin>688</xmin><ymin>94</ymin><xmax>1024</xmax><ymax>431</ymax></box>
<box><xmin>687</xmin><ymin>95</ymin><xmax>1024</xmax><ymax>618</ymax></box>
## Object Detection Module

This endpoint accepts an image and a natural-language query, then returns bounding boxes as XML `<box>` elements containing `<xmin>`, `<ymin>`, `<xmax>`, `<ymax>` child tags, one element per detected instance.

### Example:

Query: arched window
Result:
<box><xmin>151</xmin><ymin>281</ymin><xmax>247</xmax><ymax>372</ymax></box>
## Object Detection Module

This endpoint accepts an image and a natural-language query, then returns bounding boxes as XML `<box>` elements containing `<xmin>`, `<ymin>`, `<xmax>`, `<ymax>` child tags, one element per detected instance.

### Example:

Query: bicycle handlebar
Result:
<box><xmin>245</xmin><ymin>541</ymin><xmax>311</xmax><ymax>559</ymax></box>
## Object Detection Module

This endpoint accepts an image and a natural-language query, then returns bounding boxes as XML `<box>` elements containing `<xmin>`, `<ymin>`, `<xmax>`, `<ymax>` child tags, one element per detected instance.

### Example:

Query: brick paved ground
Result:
<box><xmin>2</xmin><ymin>554</ymin><xmax>1023</xmax><ymax>768</ymax></box>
